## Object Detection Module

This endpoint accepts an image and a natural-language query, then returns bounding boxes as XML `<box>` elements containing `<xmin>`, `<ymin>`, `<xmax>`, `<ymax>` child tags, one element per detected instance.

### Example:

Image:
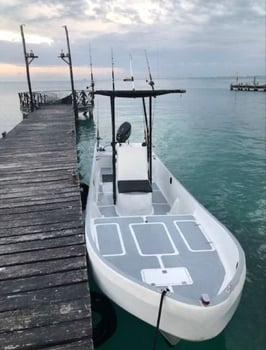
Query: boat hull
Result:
<box><xmin>86</xmin><ymin>233</ymin><xmax>245</xmax><ymax>341</ymax></box>
<box><xmin>85</xmin><ymin>146</ymin><xmax>246</xmax><ymax>342</ymax></box>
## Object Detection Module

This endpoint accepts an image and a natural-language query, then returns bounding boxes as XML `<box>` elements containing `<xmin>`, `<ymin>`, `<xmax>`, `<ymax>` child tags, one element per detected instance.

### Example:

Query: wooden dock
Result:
<box><xmin>0</xmin><ymin>105</ymin><xmax>93</xmax><ymax>349</ymax></box>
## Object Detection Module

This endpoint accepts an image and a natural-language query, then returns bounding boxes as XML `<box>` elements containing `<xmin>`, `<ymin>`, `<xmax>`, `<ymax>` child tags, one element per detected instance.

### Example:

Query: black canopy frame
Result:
<box><xmin>94</xmin><ymin>89</ymin><xmax>186</xmax><ymax>204</ymax></box>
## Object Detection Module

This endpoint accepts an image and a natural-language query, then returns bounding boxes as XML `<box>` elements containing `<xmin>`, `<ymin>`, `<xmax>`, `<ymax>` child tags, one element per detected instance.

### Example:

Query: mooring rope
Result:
<box><xmin>152</xmin><ymin>288</ymin><xmax>168</xmax><ymax>350</ymax></box>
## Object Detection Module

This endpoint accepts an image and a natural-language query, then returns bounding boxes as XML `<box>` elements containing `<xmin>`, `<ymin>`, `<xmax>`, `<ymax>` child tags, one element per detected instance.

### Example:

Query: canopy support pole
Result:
<box><xmin>110</xmin><ymin>96</ymin><xmax>116</xmax><ymax>204</ymax></box>
<box><xmin>148</xmin><ymin>96</ymin><xmax>153</xmax><ymax>183</ymax></box>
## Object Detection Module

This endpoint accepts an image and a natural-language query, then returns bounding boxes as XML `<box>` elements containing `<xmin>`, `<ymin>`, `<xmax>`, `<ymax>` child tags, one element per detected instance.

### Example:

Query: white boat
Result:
<box><xmin>85</xmin><ymin>88</ymin><xmax>246</xmax><ymax>345</ymax></box>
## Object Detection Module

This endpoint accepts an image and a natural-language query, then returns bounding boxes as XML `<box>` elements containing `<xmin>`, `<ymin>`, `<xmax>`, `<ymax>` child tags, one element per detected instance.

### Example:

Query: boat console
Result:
<box><xmin>115</xmin><ymin>142</ymin><xmax>153</xmax><ymax>216</ymax></box>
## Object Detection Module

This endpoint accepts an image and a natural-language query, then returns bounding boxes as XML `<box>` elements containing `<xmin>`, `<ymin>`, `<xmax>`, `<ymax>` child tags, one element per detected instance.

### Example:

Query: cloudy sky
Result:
<box><xmin>0</xmin><ymin>0</ymin><xmax>265</xmax><ymax>81</ymax></box>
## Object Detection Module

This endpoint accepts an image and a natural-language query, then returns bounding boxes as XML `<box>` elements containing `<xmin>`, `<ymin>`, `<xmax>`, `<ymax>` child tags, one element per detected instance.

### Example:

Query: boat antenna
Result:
<box><xmin>89</xmin><ymin>43</ymin><xmax>95</xmax><ymax>106</ymax></box>
<box><xmin>145</xmin><ymin>50</ymin><xmax>155</xmax><ymax>91</ymax></box>
<box><xmin>129</xmin><ymin>54</ymin><xmax>135</xmax><ymax>90</ymax></box>
<box><xmin>111</xmin><ymin>48</ymin><xmax>115</xmax><ymax>91</ymax></box>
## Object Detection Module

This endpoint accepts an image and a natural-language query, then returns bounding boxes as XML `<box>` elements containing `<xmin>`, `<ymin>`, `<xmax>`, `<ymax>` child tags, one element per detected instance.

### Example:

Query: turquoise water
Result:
<box><xmin>1</xmin><ymin>78</ymin><xmax>265</xmax><ymax>350</ymax></box>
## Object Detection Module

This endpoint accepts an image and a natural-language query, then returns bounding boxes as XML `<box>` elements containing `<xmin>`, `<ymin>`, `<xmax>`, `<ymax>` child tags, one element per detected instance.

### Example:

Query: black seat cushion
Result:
<box><xmin>118</xmin><ymin>180</ymin><xmax>152</xmax><ymax>193</ymax></box>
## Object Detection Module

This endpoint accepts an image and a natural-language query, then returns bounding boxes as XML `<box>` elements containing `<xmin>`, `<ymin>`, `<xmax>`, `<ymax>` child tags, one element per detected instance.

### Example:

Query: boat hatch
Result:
<box><xmin>141</xmin><ymin>267</ymin><xmax>193</xmax><ymax>286</ymax></box>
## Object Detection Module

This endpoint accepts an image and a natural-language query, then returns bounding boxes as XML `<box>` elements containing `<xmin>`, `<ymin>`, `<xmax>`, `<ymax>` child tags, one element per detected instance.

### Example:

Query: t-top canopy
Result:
<box><xmin>94</xmin><ymin>89</ymin><xmax>186</xmax><ymax>98</ymax></box>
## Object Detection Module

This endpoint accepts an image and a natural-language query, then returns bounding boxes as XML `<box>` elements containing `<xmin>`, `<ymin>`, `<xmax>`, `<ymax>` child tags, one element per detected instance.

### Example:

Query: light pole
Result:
<box><xmin>58</xmin><ymin>25</ymin><xmax>78</xmax><ymax>119</ymax></box>
<box><xmin>20</xmin><ymin>24</ymin><xmax>38</xmax><ymax>112</ymax></box>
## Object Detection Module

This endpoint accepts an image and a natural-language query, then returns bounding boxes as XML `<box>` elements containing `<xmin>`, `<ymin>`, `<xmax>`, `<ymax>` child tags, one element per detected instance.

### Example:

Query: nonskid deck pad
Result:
<box><xmin>93</xmin><ymin>214</ymin><xmax>225</xmax><ymax>301</ymax></box>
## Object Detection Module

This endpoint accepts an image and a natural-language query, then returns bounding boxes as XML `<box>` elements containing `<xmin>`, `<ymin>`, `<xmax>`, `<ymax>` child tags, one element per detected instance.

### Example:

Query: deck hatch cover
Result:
<box><xmin>141</xmin><ymin>267</ymin><xmax>193</xmax><ymax>286</ymax></box>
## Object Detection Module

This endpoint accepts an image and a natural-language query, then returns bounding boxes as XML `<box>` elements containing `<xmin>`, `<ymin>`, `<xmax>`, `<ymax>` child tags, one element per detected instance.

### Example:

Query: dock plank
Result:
<box><xmin>0</xmin><ymin>105</ymin><xmax>93</xmax><ymax>349</ymax></box>
<box><xmin>0</xmin><ymin>283</ymin><xmax>90</xmax><ymax>312</ymax></box>
<box><xmin>0</xmin><ymin>221</ymin><xmax>83</xmax><ymax>237</ymax></box>
<box><xmin>0</xmin><ymin>319</ymin><xmax>92</xmax><ymax>350</ymax></box>
<box><xmin>0</xmin><ymin>269</ymin><xmax>88</xmax><ymax>295</ymax></box>
<box><xmin>0</xmin><ymin>233</ymin><xmax>84</xmax><ymax>253</ymax></box>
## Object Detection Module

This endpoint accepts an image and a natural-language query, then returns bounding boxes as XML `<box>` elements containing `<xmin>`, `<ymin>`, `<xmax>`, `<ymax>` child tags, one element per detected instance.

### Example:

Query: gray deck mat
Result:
<box><xmin>94</xmin><ymin>214</ymin><xmax>225</xmax><ymax>302</ymax></box>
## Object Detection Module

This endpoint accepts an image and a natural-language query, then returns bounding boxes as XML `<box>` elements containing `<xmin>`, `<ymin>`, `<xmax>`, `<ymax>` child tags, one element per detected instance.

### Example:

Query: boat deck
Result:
<box><xmin>93</xmin><ymin>173</ymin><xmax>225</xmax><ymax>305</ymax></box>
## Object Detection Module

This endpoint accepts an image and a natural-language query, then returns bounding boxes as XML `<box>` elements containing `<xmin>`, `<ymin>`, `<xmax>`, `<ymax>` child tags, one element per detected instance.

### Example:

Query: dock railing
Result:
<box><xmin>18</xmin><ymin>90</ymin><xmax>94</xmax><ymax>115</ymax></box>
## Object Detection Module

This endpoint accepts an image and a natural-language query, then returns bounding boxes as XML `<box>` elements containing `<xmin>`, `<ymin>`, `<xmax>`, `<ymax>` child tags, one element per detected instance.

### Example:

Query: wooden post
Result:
<box><xmin>20</xmin><ymin>25</ymin><xmax>38</xmax><ymax>112</ymax></box>
<box><xmin>59</xmin><ymin>26</ymin><xmax>78</xmax><ymax>120</ymax></box>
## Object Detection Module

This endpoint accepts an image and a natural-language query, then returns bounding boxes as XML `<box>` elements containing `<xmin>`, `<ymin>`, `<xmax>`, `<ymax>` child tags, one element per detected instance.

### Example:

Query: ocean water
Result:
<box><xmin>1</xmin><ymin>77</ymin><xmax>265</xmax><ymax>350</ymax></box>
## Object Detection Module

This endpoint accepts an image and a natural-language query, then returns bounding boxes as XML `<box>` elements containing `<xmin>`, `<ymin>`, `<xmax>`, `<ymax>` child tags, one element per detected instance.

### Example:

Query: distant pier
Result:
<box><xmin>230</xmin><ymin>83</ymin><xmax>266</xmax><ymax>91</ymax></box>
<box><xmin>230</xmin><ymin>77</ymin><xmax>266</xmax><ymax>91</ymax></box>
<box><xmin>0</xmin><ymin>104</ymin><xmax>93</xmax><ymax>349</ymax></box>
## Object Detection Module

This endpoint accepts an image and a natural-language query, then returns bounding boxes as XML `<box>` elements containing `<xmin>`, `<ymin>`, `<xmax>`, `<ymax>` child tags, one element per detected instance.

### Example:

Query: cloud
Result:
<box><xmin>0</xmin><ymin>0</ymin><xmax>265</xmax><ymax>80</ymax></box>
<box><xmin>0</xmin><ymin>29</ymin><xmax>53</xmax><ymax>45</ymax></box>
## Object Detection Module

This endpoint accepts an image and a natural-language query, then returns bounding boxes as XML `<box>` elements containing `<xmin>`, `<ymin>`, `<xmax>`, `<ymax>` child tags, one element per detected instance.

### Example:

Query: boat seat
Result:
<box><xmin>115</xmin><ymin>143</ymin><xmax>153</xmax><ymax>216</ymax></box>
<box><xmin>118</xmin><ymin>179</ymin><xmax>152</xmax><ymax>193</ymax></box>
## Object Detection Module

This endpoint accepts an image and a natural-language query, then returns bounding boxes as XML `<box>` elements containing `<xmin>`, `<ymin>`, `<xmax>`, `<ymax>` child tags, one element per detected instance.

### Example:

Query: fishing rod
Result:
<box><xmin>129</xmin><ymin>54</ymin><xmax>135</xmax><ymax>91</ymax></box>
<box><xmin>96</xmin><ymin>101</ymin><xmax>101</xmax><ymax>149</ymax></box>
<box><xmin>144</xmin><ymin>50</ymin><xmax>155</xmax><ymax>181</ymax></box>
<box><xmin>144</xmin><ymin>50</ymin><xmax>155</xmax><ymax>91</ymax></box>
<box><xmin>89</xmin><ymin>43</ymin><xmax>95</xmax><ymax>106</ymax></box>
<box><xmin>111</xmin><ymin>48</ymin><xmax>115</xmax><ymax>91</ymax></box>
<box><xmin>142</xmin><ymin>96</ymin><xmax>149</xmax><ymax>143</ymax></box>
<box><xmin>89</xmin><ymin>44</ymin><xmax>94</xmax><ymax>92</ymax></box>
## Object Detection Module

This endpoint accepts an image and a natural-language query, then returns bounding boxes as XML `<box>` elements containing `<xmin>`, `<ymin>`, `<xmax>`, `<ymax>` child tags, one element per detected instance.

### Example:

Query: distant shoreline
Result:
<box><xmin>1</xmin><ymin>74</ymin><xmax>265</xmax><ymax>84</ymax></box>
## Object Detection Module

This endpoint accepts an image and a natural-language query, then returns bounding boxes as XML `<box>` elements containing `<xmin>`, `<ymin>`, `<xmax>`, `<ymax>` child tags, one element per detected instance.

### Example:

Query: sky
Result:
<box><xmin>0</xmin><ymin>0</ymin><xmax>265</xmax><ymax>81</ymax></box>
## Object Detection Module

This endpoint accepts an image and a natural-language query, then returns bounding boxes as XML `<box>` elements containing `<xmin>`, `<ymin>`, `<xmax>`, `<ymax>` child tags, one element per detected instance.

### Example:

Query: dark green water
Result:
<box><xmin>76</xmin><ymin>78</ymin><xmax>266</xmax><ymax>350</ymax></box>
